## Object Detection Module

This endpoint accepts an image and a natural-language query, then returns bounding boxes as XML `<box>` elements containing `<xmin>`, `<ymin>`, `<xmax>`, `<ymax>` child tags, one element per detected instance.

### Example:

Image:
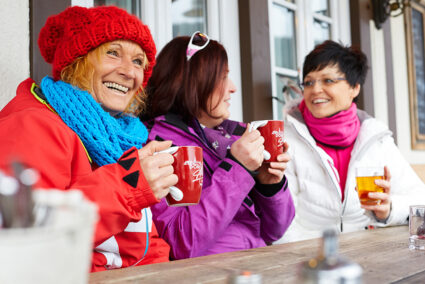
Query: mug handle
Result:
<box><xmin>248</xmin><ymin>121</ymin><xmax>271</xmax><ymax>161</ymax></box>
<box><xmin>153</xmin><ymin>147</ymin><xmax>183</xmax><ymax>201</ymax></box>
<box><xmin>155</xmin><ymin>146</ymin><xmax>179</xmax><ymax>155</ymax></box>
<box><xmin>169</xmin><ymin>186</ymin><xmax>183</xmax><ymax>201</ymax></box>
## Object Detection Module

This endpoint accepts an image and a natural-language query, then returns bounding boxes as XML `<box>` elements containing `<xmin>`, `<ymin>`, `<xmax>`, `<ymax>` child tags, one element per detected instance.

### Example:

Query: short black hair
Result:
<box><xmin>302</xmin><ymin>40</ymin><xmax>368</xmax><ymax>88</ymax></box>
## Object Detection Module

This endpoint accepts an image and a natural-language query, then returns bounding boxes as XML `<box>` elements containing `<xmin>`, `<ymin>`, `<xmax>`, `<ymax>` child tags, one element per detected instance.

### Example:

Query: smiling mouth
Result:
<box><xmin>313</xmin><ymin>98</ymin><xmax>329</xmax><ymax>104</ymax></box>
<box><xmin>104</xmin><ymin>82</ymin><xmax>130</xmax><ymax>94</ymax></box>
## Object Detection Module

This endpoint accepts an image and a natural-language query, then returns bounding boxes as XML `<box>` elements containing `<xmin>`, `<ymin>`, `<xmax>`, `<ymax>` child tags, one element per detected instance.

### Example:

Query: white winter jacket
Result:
<box><xmin>275</xmin><ymin>101</ymin><xmax>425</xmax><ymax>243</ymax></box>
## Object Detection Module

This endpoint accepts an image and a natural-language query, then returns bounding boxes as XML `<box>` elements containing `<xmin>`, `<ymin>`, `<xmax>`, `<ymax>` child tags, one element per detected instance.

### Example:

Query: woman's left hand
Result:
<box><xmin>361</xmin><ymin>166</ymin><xmax>392</xmax><ymax>221</ymax></box>
<box><xmin>256</xmin><ymin>142</ymin><xmax>290</xmax><ymax>185</ymax></box>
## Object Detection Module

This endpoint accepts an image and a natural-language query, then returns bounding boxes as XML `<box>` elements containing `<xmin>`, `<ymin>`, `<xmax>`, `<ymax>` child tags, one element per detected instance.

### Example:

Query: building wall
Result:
<box><xmin>367</xmin><ymin>13</ymin><xmax>425</xmax><ymax>164</ymax></box>
<box><xmin>390</xmin><ymin>15</ymin><xmax>425</xmax><ymax>164</ymax></box>
<box><xmin>0</xmin><ymin>1</ymin><xmax>30</xmax><ymax>109</ymax></box>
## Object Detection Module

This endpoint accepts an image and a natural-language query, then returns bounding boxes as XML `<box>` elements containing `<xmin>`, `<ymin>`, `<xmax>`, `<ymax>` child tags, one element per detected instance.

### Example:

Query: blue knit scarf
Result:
<box><xmin>41</xmin><ymin>76</ymin><xmax>148</xmax><ymax>166</ymax></box>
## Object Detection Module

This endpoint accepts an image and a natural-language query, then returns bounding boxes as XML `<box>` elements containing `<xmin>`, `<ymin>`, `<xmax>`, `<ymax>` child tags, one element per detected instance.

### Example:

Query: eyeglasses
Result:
<box><xmin>186</xmin><ymin>31</ymin><xmax>210</xmax><ymax>61</ymax></box>
<box><xmin>300</xmin><ymin>77</ymin><xmax>346</xmax><ymax>90</ymax></box>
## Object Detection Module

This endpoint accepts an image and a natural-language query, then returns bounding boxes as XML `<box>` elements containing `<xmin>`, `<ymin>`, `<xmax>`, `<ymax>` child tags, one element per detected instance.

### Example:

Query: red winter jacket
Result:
<box><xmin>0</xmin><ymin>78</ymin><xmax>170</xmax><ymax>271</ymax></box>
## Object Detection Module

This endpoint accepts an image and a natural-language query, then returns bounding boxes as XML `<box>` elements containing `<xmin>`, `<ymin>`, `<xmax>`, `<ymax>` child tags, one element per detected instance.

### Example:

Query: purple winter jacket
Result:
<box><xmin>147</xmin><ymin>113</ymin><xmax>295</xmax><ymax>260</ymax></box>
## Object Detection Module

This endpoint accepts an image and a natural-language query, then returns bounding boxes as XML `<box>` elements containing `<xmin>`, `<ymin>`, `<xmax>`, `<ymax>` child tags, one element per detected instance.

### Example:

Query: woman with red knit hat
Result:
<box><xmin>0</xmin><ymin>6</ymin><xmax>176</xmax><ymax>271</ymax></box>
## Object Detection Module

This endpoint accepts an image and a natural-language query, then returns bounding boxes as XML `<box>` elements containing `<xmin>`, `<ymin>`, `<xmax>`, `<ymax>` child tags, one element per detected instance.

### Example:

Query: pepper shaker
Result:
<box><xmin>299</xmin><ymin>229</ymin><xmax>363</xmax><ymax>284</ymax></box>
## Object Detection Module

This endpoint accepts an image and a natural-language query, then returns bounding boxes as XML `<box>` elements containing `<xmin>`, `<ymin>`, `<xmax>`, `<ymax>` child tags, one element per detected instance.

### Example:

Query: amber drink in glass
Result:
<box><xmin>355</xmin><ymin>167</ymin><xmax>384</xmax><ymax>205</ymax></box>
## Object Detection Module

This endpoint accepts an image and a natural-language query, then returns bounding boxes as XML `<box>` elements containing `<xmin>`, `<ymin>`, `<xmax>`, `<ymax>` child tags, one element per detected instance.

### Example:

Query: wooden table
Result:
<box><xmin>90</xmin><ymin>226</ymin><xmax>425</xmax><ymax>283</ymax></box>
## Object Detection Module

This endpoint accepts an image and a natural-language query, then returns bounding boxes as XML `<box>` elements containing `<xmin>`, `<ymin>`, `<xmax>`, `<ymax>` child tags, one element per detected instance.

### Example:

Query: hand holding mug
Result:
<box><xmin>230</xmin><ymin>125</ymin><xmax>265</xmax><ymax>171</ymax></box>
<box><xmin>161</xmin><ymin>146</ymin><xmax>203</xmax><ymax>206</ymax></box>
<box><xmin>256</xmin><ymin>142</ymin><xmax>290</xmax><ymax>184</ymax></box>
<box><xmin>138</xmin><ymin>140</ymin><xmax>178</xmax><ymax>200</ymax></box>
<box><xmin>250</xmin><ymin>120</ymin><xmax>285</xmax><ymax>163</ymax></box>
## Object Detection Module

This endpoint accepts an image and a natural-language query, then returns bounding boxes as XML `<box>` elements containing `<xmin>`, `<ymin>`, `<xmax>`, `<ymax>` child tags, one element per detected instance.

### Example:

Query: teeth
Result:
<box><xmin>104</xmin><ymin>82</ymin><xmax>129</xmax><ymax>93</ymax></box>
<box><xmin>313</xmin><ymin>99</ymin><xmax>329</xmax><ymax>104</ymax></box>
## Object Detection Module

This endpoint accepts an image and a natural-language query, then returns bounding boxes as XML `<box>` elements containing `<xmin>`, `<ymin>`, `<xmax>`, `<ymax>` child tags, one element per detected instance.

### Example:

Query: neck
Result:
<box><xmin>197</xmin><ymin>114</ymin><xmax>222</xmax><ymax>128</ymax></box>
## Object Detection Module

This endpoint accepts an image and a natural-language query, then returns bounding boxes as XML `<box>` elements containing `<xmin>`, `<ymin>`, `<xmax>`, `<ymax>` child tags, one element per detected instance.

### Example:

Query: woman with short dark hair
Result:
<box><xmin>143</xmin><ymin>32</ymin><xmax>295</xmax><ymax>260</ymax></box>
<box><xmin>275</xmin><ymin>40</ymin><xmax>425</xmax><ymax>243</ymax></box>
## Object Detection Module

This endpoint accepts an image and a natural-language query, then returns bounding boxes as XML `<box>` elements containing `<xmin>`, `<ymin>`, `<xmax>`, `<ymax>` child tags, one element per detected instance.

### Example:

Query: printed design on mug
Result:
<box><xmin>184</xmin><ymin>159</ymin><xmax>203</xmax><ymax>186</ymax></box>
<box><xmin>272</xmin><ymin>128</ymin><xmax>284</xmax><ymax>147</ymax></box>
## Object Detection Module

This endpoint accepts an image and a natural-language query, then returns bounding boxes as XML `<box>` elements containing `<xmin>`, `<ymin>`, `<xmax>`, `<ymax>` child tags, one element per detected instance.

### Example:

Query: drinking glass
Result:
<box><xmin>355</xmin><ymin>167</ymin><xmax>384</xmax><ymax>205</ymax></box>
<box><xmin>409</xmin><ymin>205</ymin><xmax>425</xmax><ymax>250</ymax></box>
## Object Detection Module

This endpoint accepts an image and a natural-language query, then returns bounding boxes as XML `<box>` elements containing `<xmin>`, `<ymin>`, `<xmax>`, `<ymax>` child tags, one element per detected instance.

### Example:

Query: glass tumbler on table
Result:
<box><xmin>409</xmin><ymin>205</ymin><xmax>425</xmax><ymax>250</ymax></box>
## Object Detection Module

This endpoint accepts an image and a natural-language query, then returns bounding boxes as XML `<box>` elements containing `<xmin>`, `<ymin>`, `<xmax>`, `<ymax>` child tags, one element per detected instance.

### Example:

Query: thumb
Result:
<box><xmin>244</xmin><ymin>123</ymin><xmax>252</xmax><ymax>135</ymax></box>
<box><xmin>139</xmin><ymin>140</ymin><xmax>173</xmax><ymax>159</ymax></box>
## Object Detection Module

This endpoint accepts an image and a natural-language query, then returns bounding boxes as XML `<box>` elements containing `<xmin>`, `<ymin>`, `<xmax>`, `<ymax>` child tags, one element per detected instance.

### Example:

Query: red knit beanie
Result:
<box><xmin>38</xmin><ymin>5</ymin><xmax>156</xmax><ymax>87</ymax></box>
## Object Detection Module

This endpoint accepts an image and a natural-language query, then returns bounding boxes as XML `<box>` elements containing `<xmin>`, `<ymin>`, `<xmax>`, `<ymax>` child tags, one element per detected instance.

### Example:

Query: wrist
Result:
<box><xmin>373</xmin><ymin>202</ymin><xmax>392</xmax><ymax>224</ymax></box>
<box><xmin>226</xmin><ymin>150</ymin><xmax>258</xmax><ymax>177</ymax></box>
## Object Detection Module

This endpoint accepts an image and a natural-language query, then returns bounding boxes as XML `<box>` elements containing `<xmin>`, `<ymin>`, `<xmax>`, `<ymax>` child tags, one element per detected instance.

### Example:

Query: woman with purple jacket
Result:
<box><xmin>142</xmin><ymin>32</ymin><xmax>295</xmax><ymax>260</ymax></box>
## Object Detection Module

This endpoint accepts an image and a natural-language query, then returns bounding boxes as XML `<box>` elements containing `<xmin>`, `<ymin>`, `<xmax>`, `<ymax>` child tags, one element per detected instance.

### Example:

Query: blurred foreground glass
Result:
<box><xmin>0</xmin><ymin>190</ymin><xmax>97</xmax><ymax>284</ymax></box>
<box><xmin>355</xmin><ymin>167</ymin><xmax>384</xmax><ymax>205</ymax></box>
<box><xmin>409</xmin><ymin>205</ymin><xmax>425</xmax><ymax>250</ymax></box>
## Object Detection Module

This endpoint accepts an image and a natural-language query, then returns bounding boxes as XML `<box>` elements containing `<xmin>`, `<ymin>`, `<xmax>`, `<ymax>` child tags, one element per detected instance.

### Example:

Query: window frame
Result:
<box><xmin>268</xmin><ymin>0</ymin><xmax>351</xmax><ymax>119</ymax></box>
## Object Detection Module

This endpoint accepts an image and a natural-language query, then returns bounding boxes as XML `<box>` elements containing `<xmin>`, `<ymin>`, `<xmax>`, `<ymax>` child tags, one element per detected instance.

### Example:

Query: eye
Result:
<box><xmin>303</xmin><ymin>80</ymin><xmax>314</xmax><ymax>87</ymax></box>
<box><xmin>324</xmin><ymin>78</ymin><xmax>336</xmax><ymax>84</ymax></box>
<box><xmin>107</xmin><ymin>50</ymin><xmax>119</xmax><ymax>57</ymax></box>
<box><xmin>133</xmin><ymin>58</ymin><xmax>143</xmax><ymax>66</ymax></box>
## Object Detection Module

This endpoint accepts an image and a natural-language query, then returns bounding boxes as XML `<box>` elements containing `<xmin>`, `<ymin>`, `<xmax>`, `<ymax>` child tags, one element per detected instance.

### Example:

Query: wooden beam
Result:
<box><xmin>238</xmin><ymin>0</ymin><xmax>273</xmax><ymax>122</ymax></box>
<box><xmin>30</xmin><ymin>0</ymin><xmax>71</xmax><ymax>84</ymax></box>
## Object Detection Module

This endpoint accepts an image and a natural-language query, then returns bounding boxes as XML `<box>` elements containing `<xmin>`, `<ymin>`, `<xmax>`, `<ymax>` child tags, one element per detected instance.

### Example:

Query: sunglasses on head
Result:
<box><xmin>186</xmin><ymin>31</ymin><xmax>210</xmax><ymax>61</ymax></box>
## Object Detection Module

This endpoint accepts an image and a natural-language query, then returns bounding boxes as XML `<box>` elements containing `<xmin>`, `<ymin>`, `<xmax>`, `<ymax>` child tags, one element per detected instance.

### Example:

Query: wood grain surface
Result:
<box><xmin>90</xmin><ymin>226</ymin><xmax>425</xmax><ymax>284</ymax></box>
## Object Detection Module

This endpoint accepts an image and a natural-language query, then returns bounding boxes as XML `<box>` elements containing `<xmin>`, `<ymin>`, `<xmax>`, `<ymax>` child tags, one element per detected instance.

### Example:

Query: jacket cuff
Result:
<box><xmin>225</xmin><ymin>150</ymin><xmax>259</xmax><ymax>177</ymax></box>
<box><xmin>255</xmin><ymin>175</ymin><xmax>288</xmax><ymax>197</ymax></box>
<box><xmin>373</xmin><ymin>202</ymin><xmax>392</xmax><ymax>224</ymax></box>
<box><xmin>117</xmin><ymin>147</ymin><xmax>159</xmax><ymax>212</ymax></box>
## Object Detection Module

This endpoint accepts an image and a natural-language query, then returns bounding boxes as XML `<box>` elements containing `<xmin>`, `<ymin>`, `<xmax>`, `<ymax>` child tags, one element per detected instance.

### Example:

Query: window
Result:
<box><xmin>269</xmin><ymin>0</ymin><xmax>302</xmax><ymax>120</ymax></box>
<box><xmin>269</xmin><ymin>0</ymin><xmax>349</xmax><ymax>119</ymax></box>
<box><xmin>94</xmin><ymin>0</ymin><xmax>140</xmax><ymax>17</ymax></box>
<box><xmin>171</xmin><ymin>0</ymin><xmax>207</xmax><ymax>37</ymax></box>
<box><xmin>312</xmin><ymin>0</ymin><xmax>331</xmax><ymax>46</ymax></box>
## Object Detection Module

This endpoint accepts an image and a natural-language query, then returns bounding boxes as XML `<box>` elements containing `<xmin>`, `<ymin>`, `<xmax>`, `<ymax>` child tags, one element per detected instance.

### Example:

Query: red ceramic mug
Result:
<box><xmin>250</xmin><ymin>120</ymin><xmax>285</xmax><ymax>163</ymax></box>
<box><xmin>159</xmin><ymin>146</ymin><xmax>203</xmax><ymax>206</ymax></box>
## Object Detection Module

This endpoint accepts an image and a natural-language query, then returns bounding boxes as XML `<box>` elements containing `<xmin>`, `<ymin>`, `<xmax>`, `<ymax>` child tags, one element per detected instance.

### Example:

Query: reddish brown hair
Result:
<box><xmin>144</xmin><ymin>36</ymin><xmax>228</xmax><ymax>121</ymax></box>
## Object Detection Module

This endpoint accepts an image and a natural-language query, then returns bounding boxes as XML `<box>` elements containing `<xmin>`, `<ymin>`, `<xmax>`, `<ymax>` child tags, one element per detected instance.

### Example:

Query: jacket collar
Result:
<box><xmin>285</xmin><ymin>101</ymin><xmax>392</xmax><ymax>160</ymax></box>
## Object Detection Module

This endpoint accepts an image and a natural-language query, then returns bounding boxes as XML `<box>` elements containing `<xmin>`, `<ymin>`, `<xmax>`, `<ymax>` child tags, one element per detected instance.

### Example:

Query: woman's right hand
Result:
<box><xmin>138</xmin><ymin>140</ymin><xmax>178</xmax><ymax>200</ymax></box>
<box><xmin>230</xmin><ymin>125</ymin><xmax>265</xmax><ymax>171</ymax></box>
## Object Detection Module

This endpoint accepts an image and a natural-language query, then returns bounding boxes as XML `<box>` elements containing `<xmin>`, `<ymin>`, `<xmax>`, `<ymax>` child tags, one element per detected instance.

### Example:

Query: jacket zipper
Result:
<box><xmin>290</xmin><ymin>123</ymin><xmax>344</xmax><ymax>230</ymax></box>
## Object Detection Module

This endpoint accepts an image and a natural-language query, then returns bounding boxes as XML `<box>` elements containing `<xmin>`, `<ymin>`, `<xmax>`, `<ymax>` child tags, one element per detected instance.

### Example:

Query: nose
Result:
<box><xmin>228</xmin><ymin>78</ymin><xmax>237</xmax><ymax>94</ymax></box>
<box><xmin>311</xmin><ymin>80</ymin><xmax>323</xmax><ymax>93</ymax></box>
<box><xmin>118</xmin><ymin>57</ymin><xmax>136</xmax><ymax>79</ymax></box>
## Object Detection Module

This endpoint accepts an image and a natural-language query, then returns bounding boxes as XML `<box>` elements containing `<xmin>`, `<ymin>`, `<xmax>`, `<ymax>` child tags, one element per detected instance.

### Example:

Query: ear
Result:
<box><xmin>351</xmin><ymin>83</ymin><xmax>361</xmax><ymax>99</ymax></box>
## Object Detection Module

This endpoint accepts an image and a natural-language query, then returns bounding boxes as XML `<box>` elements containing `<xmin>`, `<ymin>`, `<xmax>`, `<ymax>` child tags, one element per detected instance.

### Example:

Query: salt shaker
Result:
<box><xmin>229</xmin><ymin>271</ymin><xmax>262</xmax><ymax>284</ymax></box>
<box><xmin>299</xmin><ymin>229</ymin><xmax>363</xmax><ymax>284</ymax></box>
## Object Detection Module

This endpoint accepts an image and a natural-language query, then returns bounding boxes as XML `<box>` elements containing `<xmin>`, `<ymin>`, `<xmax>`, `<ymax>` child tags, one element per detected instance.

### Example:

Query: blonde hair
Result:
<box><xmin>60</xmin><ymin>41</ymin><xmax>149</xmax><ymax>115</ymax></box>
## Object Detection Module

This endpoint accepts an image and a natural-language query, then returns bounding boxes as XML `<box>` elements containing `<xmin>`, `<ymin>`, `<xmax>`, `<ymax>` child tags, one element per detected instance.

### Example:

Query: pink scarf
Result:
<box><xmin>299</xmin><ymin>100</ymin><xmax>360</xmax><ymax>148</ymax></box>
